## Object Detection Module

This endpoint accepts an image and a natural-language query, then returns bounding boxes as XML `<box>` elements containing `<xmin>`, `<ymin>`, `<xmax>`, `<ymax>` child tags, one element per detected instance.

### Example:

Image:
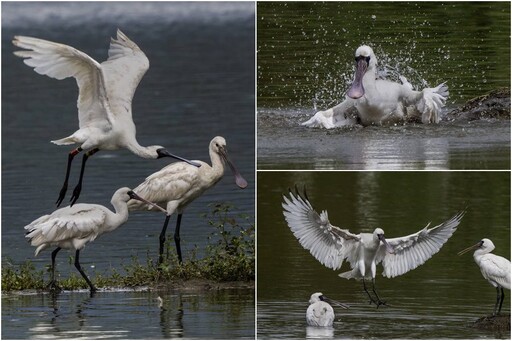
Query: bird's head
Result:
<box><xmin>211</xmin><ymin>136</ymin><xmax>248</xmax><ymax>189</ymax></box>
<box><xmin>374</xmin><ymin>228</ymin><xmax>395</xmax><ymax>254</ymax></box>
<box><xmin>347</xmin><ymin>45</ymin><xmax>377</xmax><ymax>100</ymax></box>
<box><xmin>458</xmin><ymin>238</ymin><xmax>495</xmax><ymax>256</ymax></box>
<box><xmin>309</xmin><ymin>292</ymin><xmax>324</xmax><ymax>304</ymax></box>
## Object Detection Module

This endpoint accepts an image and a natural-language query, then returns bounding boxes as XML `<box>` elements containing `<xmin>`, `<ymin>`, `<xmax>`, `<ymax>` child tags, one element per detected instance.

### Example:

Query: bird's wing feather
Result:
<box><xmin>377</xmin><ymin>211</ymin><xmax>465</xmax><ymax>278</ymax></box>
<box><xmin>100</xmin><ymin>29</ymin><xmax>149</xmax><ymax>118</ymax></box>
<box><xmin>25</xmin><ymin>206</ymin><xmax>107</xmax><ymax>245</ymax></box>
<box><xmin>480</xmin><ymin>254</ymin><xmax>511</xmax><ymax>290</ymax></box>
<box><xmin>282</xmin><ymin>190</ymin><xmax>360</xmax><ymax>270</ymax></box>
<box><xmin>12</xmin><ymin>35</ymin><xmax>113</xmax><ymax>129</ymax></box>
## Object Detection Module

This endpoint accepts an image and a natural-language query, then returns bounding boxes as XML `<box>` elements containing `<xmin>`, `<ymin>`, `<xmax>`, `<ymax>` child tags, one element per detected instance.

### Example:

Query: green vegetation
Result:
<box><xmin>2</xmin><ymin>203</ymin><xmax>254</xmax><ymax>292</ymax></box>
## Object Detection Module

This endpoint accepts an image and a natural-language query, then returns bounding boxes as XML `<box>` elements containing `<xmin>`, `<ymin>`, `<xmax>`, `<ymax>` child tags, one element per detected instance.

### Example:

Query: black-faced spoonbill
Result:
<box><xmin>282</xmin><ymin>189</ymin><xmax>465</xmax><ymax>307</ymax></box>
<box><xmin>13</xmin><ymin>29</ymin><xmax>200</xmax><ymax>207</ymax></box>
<box><xmin>306</xmin><ymin>292</ymin><xmax>349</xmax><ymax>327</ymax></box>
<box><xmin>24</xmin><ymin>187</ymin><xmax>166</xmax><ymax>293</ymax></box>
<box><xmin>301</xmin><ymin>45</ymin><xmax>449</xmax><ymax>128</ymax></box>
<box><xmin>458</xmin><ymin>238</ymin><xmax>511</xmax><ymax>316</ymax></box>
<box><xmin>128</xmin><ymin>136</ymin><xmax>248</xmax><ymax>264</ymax></box>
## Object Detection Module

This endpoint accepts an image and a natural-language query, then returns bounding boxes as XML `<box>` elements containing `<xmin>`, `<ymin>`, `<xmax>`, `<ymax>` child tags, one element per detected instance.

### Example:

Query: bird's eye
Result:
<box><xmin>365</xmin><ymin>56</ymin><xmax>371</xmax><ymax>63</ymax></box>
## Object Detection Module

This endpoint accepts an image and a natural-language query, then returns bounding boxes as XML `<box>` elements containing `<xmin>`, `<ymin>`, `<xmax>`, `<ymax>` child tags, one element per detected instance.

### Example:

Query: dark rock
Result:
<box><xmin>447</xmin><ymin>88</ymin><xmax>511</xmax><ymax>121</ymax></box>
<box><xmin>471</xmin><ymin>314</ymin><xmax>510</xmax><ymax>331</ymax></box>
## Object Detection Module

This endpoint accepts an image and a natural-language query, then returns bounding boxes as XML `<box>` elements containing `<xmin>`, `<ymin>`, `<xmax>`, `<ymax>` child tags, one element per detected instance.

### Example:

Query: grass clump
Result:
<box><xmin>2</xmin><ymin>202</ymin><xmax>254</xmax><ymax>292</ymax></box>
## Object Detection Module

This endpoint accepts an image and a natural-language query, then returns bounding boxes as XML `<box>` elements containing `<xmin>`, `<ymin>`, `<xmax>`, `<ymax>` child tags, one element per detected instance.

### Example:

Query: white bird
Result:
<box><xmin>24</xmin><ymin>187</ymin><xmax>166</xmax><ymax>292</ymax></box>
<box><xmin>458</xmin><ymin>238</ymin><xmax>511</xmax><ymax>316</ymax></box>
<box><xmin>282</xmin><ymin>189</ymin><xmax>465</xmax><ymax>306</ymax></box>
<box><xmin>301</xmin><ymin>45</ymin><xmax>449</xmax><ymax>128</ymax></box>
<box><xmin>306</xmin><ymin>292</ymin><xmax>349</xmax><ymax>327</ymax></box>
<box><xmin>12</xmin><ymin>29</ymin><xmax>200</xmax><ymax>207</ymax></box>
<box><xmin>128</xmin><ymin>136</ymin><xmax>248</xmax><ymax>264</ymax></box>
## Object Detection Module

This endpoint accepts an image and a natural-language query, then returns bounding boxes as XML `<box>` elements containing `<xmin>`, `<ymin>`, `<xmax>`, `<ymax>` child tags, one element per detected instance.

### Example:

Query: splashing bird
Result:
<box><xmin>128</xmin><ymin>136</ymin><xmax>248</xmax><ymax>264</ymax></box>
<box><xmin>302</xmin><ymin>45</ymin><xmax>449</xmax><ymax>128</ymax></box>
<box><xmin>13</xmin><ymin>29</ymin><xmax>200</xmax><ymax>207</ymax></box>
<box><xmin>306</xmin><ymin>292</ymin><xmax>349</xmax><ymax>327</ymax></box>
<box><xmin>24</xmin><ymin>187</ymin><xmax>166</xmax><ymax>293</ymax></box>
<box><xmin>282</xmin><ymin>188</ymin><xmax>465</xmax><ymax>307</ymax></box>
<box><xmin>458</xmin><ymin>238</ymin><xmax>511</xmax><ymax>316</ymax></box>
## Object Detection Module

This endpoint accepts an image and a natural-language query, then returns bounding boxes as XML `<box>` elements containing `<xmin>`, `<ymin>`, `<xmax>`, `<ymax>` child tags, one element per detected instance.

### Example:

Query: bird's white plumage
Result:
<box><xmin>128</xmin><ymin>136</ymin><xmax>246</xmax><ymax>214</ymax></box>
<box><xmin>306</xmin><ymin>293</ymin><xmax>335</xmax><ymax>327</ymax></box>
<box><xmin>282</xmin><ymin>190</ymin><xmax>464</xmax><ymax>279</ymax></box>
<box><xmin>12</xmin><ymin>30</ymin><xmax>162</xmax><ymax>156</ymax></box>
<box><xmin>25</xmin><ymin>187</ymin><xmax>136</xmax><ymax>256</ymax></box>
<box><xmin>301</xmin><ymin>45</ymin><xmax>449</xmax><ymax>128</ymax></box>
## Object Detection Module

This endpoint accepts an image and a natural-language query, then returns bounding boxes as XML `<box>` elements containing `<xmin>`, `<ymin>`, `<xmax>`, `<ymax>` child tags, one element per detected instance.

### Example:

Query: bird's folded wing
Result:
<box><xmin>101</xmin><ymin>29</ymin><xmax>150</xmax><ymax>117</ymax></box>
<box><xmin>282</xmin><ymin>190</ymin><xmax>360</xmax><ymax>270</ymax></box>
<box><xmin>33</xmin><ymin>207</ymin><xmax>106</xmax><ymax>243</ymax></box>
<box><xmin>378</xmin><ymin>210</ymin><xmax>465</xmax><ymax>278</ymax></box>
<box><xmin>13</xmin><ymin>35</ymin><xmax>111</xmax><ymax>129</ymax></box>
<box><xmin>480</xmin><ymin>256</ymin><xmax>511</xmax><ymax>290</ymax></box>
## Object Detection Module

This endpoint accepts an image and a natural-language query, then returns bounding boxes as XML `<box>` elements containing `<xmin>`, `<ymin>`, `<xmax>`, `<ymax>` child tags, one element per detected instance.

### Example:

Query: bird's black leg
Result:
<box><xmin>70</xmin><ymin>148</ymin><xmax>99</xmax><ymax>206</ymax></box>
<box><xmin>174</xmin><ymin>214</ymin><xmax>183</xmax><ymax>264</ymax></box>
<box><xmin>159</xmin><ymin>215</ymin><xmax>171</xmax><ymax>265</ymax></box>
<box><xmin>363</xmin><ymin>278</ymin><xmax>377</xmax><ymax>305</ymax></box>
<box><xmin>47</xmin><ymin>247</ymin><xmax>62</xmax><ymax>292</ymax></box>
<box><xmin>498</xmin><ymin>287</ymin><xmax>505</xmax><ymax>315</ymax></box>
<box><xmin>371</xmin><ymin>278</ymin><xmax>387</xmax><ymax>307</ymax></box>
<box><xmin>74</xmin><ymin>250</ymin><xmax>96</xmax><ymax>293</ymax></box>
<box><xmin>56</xmin><ymin>148</ymin><xmax>82</xmax><ymax>207</ymax></box>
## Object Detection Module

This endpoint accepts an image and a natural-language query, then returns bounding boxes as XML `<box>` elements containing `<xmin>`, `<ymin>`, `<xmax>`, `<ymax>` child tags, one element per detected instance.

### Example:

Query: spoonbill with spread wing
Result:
<box><xmin>282</xmin><ymin>189</ymin><xmax>465</xmax><ymax>307</ymax></box>
<box><xmin>302</xmin><ymin>45</ymin><xmax>449</xmax><ymax>128</ymax></box>
<box><xmin>25</xmin><ymin>187</ymin><xmax>166</xmax><ymax>293</ymax></box>
<box><xmin>13</xmin><ymin>29</ymin><xmax>200</xmax><ymax>207</ymax></box>
<box><xmin>458</xmin><ymin>238</ymin><xmax>511</xmax><ymax>316</ymax></box>
<box><xmin>128</xmin><ymin>136</ymin><xmax>248</xmax><ymax>264</ymax></box>
<box><xmin>306</xmin><ymin>292</ymin><xmax>349</xmax><ymax>327</ymax></box>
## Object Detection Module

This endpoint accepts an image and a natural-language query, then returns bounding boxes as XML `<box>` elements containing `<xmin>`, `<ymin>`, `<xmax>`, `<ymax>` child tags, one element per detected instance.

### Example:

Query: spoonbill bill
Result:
<box><xmin>458</xmin><ymin>238</ymin><xmax>511</xmax><ymax>316</ymax></box>
<box><xmin>307</xmin><ymin>292</ymin><xmax>349</xmax><ymax>327</ymax></box>
<box><xmin>24</xmin><ymin>187</ymin><xmax>166</xmax><ymax>293</ymax></box>
<box><xmin>13</xmin><ymin>29</ymin><xmax>200</xmax><ymax>207</ymax></box>
<box><xmin>301</xmin><ymin>45</ymin><xmax>449</xmax><ymax>128</ymax></box>
<box><xmin>282</xmin><ymin>189</ymin><xmax>465</xmax><ymax>306</ymax></box>
<box><xmin>128</xmin><ymin>136</ymin><xmax>248</xmax><ymax>264</ymax></box>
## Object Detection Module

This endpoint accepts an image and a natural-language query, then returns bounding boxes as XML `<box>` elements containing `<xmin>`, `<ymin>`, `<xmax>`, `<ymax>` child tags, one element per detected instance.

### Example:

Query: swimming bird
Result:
<box><xmin>24</xmin><ymin>187</ymin><xmax>166</xmax><ymax>293</ymax></box>
<box><xmin>458</xmin><ymin>238</ymin><xmax>511</xmax><ymax>316</ymax></box>
<box><xmin>282</xmin><ymin>189</ymin><xmax>465</xmax><ymax>306</ymax></box>
<box><xmin>306</xmin><ymin>292</ymin><xmax>349</xmax><ymax>327</ymax></box>
<box><xmin>301</xmin><ymin>45</ymin><xmax>449</xmax><ymax>128</ymax></box>
<box><xmin>13</xmin><ymin>29</ymin><xmax>200</xmax><ymax>207</ymax></box>
<box><xmin>128</xmin><ymin>136</ymin><xmax>248</xmax><ymax>264</ymax></box>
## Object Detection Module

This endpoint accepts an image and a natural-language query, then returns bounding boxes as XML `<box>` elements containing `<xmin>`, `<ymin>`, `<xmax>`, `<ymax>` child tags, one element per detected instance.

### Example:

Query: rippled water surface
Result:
<box><xmin>2</xmin><ymin>2</ymin><xmax>254</xmax><ymax>339</ymax></box>
<box><xmin>258</xmin><ymin>171</ymin><xmax>510</xmax><ymax>339</ymax></box>
<box><xmin>257</xmin><ymin>2</ymin><xmax>510</xmax><ymax>170</ymax></box>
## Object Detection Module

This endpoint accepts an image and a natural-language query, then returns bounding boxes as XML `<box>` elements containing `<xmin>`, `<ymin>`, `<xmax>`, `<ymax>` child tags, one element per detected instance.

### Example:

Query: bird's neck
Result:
<box><xmin>210</xmin><ymin>150</ymin><xmax>226</xmax><ymax>177</ymax></box>
<box><xmin>127</xmin><ymin>141</ymin><xmax>156</xmax><ymax>159</ymax></box>
<box><xmin>106</xmin><ymin>202</ymin><xmax>130</xmax><ymax>233</ymax></box>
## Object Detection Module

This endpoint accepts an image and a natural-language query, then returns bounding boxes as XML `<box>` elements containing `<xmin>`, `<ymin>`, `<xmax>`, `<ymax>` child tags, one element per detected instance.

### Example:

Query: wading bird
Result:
<box><xmin>24</xmin><ymin>187</ymin><xmax>166</xmax><ymax>293</ymax></box>
<box><xmin>13</xmin><ymin>29</ymin><xmax>199</xmax><ymax>207</ymax></box>
<box><xmin>301</xmin><ymin>45</ymin><xmax>449</xmax><ymax>128</ymax></box>
<box><xmin>282</xmin><ymin>189</ymin><xmax>465</xmax><ymax>307</ymax></box>
<box><xmin>458</xmin><ymin>238</ymin><xmax>511</xmax><ymax>316</ymax></box>
<box><xmin>128</xmin><ymin>136</ymin><xmax>248</xmax><ymax>264</ymax></box>
<box><xmin>307</xmin><ymin>292</ymin><xmax>349</xmax><ymax>327</ymax></box>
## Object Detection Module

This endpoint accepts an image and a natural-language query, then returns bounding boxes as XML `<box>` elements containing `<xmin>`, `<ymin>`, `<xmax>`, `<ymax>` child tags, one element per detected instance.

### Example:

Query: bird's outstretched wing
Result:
<box><xmin>377</xmin><ymin>210</ymin><xmax>465</xmax><ymax>278</ymax></box>
<box><xmin>282</xmin><ymin>189</ymin><xmax>360</xmax><ymax>270</ymax></box>
<box><xmin>12</xmin><ymin>35</ymin><xmax>112</xmax><ymax>130</ymax></box>
<box><xmin>101</xmin><ymin>29</ymin><xmax>150</xmax><ymax>117</ymax></box>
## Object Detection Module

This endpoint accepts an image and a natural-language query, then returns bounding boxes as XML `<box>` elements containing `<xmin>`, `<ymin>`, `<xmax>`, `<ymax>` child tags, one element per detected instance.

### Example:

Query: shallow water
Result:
<box><xmin>2</xmin><ymin>288</ymin><xmax>255</xmax><ymax>339</ymax></box>
<box><xmin>258</xmin><ymin>108</ymin><xmax>510</xmax><ymax>170</ymax></box>
<box><xmin>257</xmin><ymin>2</ymin><xmax>510</xmax><ymax>170</ymax></box>
<box><xmin>257</xmin><ymin>171</ymin><xmax>511</xmax><ymax>339</ymax></box>
<box><xmin>2</xmin><ymin>2</ymin><xmax>255</xmax><ymax>339</ymax></box>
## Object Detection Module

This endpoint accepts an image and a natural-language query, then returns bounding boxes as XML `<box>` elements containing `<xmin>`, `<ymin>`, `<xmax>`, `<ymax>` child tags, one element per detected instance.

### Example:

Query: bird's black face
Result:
<box><xmin>478</xmin><ymin>240</ymin><xmax>485</xmax><ymax>248</ymax></box>
<box><xmin>319</xmin><ymin>295</ymin><xmax>325</xmax><ymax>301</ymax></box>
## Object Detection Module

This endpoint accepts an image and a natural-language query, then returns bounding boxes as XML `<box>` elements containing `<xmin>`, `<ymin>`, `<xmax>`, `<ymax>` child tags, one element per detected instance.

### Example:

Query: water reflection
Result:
<box><xmin>158</xmin><ymin>294</ymin><xmax>184</xmax><ymax>338</ymax></box>
<box><xmin>306</xmin><ymin>326</ymin><xmax>334</xmax><ymax>339</ymax></box>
